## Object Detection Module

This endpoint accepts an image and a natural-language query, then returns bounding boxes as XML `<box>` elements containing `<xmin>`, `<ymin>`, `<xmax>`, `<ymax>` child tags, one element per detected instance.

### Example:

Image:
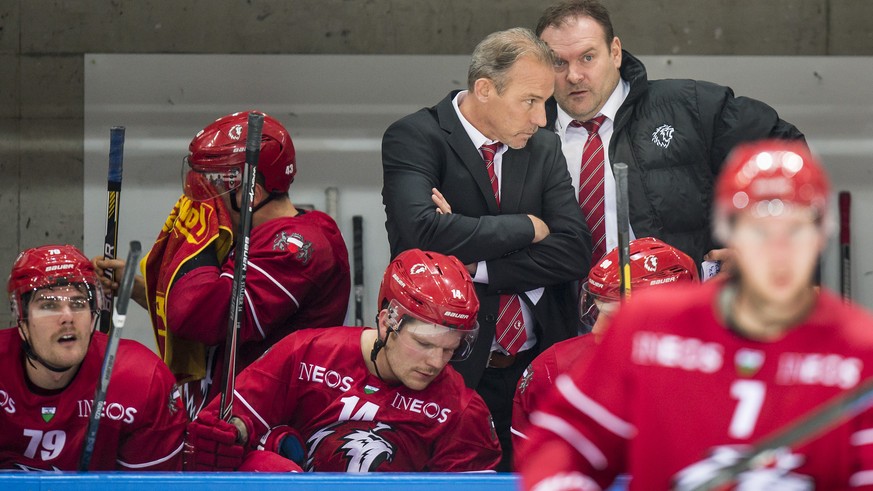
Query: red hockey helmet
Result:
<box><xmin>7</xmin><ymin>245</ymin><xmax>103</xmax><ymax>325</ymax></box>
<box><xmin>183</xmin><ymin>111</ymin><xmax>296</xmax><ymax>201</ymax></box>
<box><xmin>378</xmin><ymin>249</ymin><xmax>479</xmax><ymax>360</ymax></box>
<box><xmin>586</xmin><ymin>237</ymin><xmax>698</xmax><ymax>301</ymax></box>
<box><xmin>581</xmin><ymin>238</ymin><xmax>698</xmax><ymax>330</ymax></box>
<box><xmin>714</xmin><ymin>139</ymin><xmax>830</xmax><ymax>242</ymax></box>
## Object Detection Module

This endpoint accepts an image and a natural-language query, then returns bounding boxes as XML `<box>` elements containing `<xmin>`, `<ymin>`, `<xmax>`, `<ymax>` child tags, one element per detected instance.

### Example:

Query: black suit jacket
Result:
<box><xmin>382</xmin><ymin>91</ymin><xmax>591</xmax><ymax>387</ymax></box>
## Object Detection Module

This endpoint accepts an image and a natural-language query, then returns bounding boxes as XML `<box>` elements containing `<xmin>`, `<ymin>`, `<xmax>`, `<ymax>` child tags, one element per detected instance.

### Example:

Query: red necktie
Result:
<box><xmin>571</xmin><ymin>116</ymin><xmax>608</xmax><ymax>261</ymax></box>
<box><xmin>481</xmin><ymin>143</ymin><xmax>527</xmax><ymax>355</ymax></box>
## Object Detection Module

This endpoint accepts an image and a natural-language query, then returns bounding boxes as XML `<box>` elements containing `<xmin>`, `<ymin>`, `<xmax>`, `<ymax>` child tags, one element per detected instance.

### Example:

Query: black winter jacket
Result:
<box><xmin>547</xmin><ymin>50</ymin><xmax>805</xmax><ymax>266</ymax></box>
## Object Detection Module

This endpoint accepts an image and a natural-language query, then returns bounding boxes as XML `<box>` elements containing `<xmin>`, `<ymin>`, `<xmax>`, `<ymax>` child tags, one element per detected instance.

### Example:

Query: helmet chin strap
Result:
<box><xmin>18</xmin><ymin>315</ymin><xmax>97</xmax><ymax>375</ymax></box>
<box><xmin>370</xmin><ymin>325</ymin><xmax>398</xmax><ymax>382</ymax></box>
<box><xmin>229</xmin><ymin>189</ymin><xmax>280</xmax><ymax>214</ymax></box>
<box><xmin>20</xmin><ymin>332</ymin><xmax>76</xmax><ymax>373</ymax></box>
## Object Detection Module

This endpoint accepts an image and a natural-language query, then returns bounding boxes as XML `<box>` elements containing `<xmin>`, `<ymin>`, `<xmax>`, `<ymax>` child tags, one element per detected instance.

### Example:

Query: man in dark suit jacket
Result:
<box><xmin>382</xmin><ymin>27</ymin><xmax>590</xmax><ymax>470</ymax></box>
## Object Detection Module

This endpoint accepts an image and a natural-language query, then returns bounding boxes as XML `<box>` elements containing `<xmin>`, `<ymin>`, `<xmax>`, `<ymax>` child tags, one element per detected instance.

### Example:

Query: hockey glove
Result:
<box><xmin>257</xmin><ymin>424</ymin><xmax>306</xmax><ymax>467</ymax></box>
<box><xmin>186</xmin><ymin>411</ymin><xmax>252</xmax><ymax>471</ymax></box>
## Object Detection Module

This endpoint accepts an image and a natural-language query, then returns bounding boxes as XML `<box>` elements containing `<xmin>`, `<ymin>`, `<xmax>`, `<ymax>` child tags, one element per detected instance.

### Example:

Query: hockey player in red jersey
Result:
<box><xmin>95</xmin><ymin>111</ymin><xmax>351</xmax><ymax>419</ymax></box>
<box><xmin>519</xmin><ymin>140</ymin><xmax>873</xmax><ymax>490</ymax></box>
<box><xmin>186</xmin><ymin>249</ymin><xmax>502</xmax><ymax>472</ymax></box>
<box><xmin>1</xmin><ymin>245</ymin><xmax>186</xmax><ymax>471</ymax></box>
<box><xmin>511</xmin><ymin>238</ymin><xmax>697</xmax><ymax>454</ymax></box>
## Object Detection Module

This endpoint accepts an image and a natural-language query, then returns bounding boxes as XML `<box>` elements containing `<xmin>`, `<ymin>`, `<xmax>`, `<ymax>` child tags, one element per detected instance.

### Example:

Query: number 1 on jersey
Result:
<box><xmin>728</xmin><ymin>380</ymin><xmax>766</xmax><ymax>439</ymax></box>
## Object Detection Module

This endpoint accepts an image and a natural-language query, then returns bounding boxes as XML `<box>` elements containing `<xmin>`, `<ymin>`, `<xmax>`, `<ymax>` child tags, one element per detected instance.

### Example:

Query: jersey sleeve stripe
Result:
<box><xmin>116</xmin><ymin>441</ymin><xmax>184</xmax><ymax>469</ymax></box>
<box><xmin>235</xmin><ymin>389</ymin><xmax>270</xmax><ymax>431</ymax></box>
<box><xmin>530</xmin><ymin>410</ymin><xmax>608</xmax><ymax>470</ymax></box>
<box><xmin>556</xmin><ymin>374</ymin><xmax>636</xmax><ymax>439</ymax></box>
<box><xmin>850</xmin><ymin>470</ymin><xmax>873</xmax><ymax>487</ymax></box>
<box><xmin>248</xmin><ymin>261</ymin><xmax>301</xmax><ymax>308</ymax></box>
<box><xmin>243</xmin><ymin>289</ymin><xmax>266</xmax><ymax>339</ymax></box>
<box><xmin>510</xmin><ymin>425</ymin><xmax>529</xmax><ymax>441</ymax></box>
<box><xmin>851</xmin><ymin>428</ymin><xmax>873</xmax><ymax>446</ymax></box>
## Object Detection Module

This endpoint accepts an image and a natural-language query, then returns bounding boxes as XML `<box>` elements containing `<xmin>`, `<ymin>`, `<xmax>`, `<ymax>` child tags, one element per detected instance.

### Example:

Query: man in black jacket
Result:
<box><xmin>536</xmin><ymin>0</ymin><xmax>805</xmax><ymax>270</ymax></box>
<box><xmin>381</xmin><ymin>28</ymin><xmax>589</xmax><ymax>470</ymax></box>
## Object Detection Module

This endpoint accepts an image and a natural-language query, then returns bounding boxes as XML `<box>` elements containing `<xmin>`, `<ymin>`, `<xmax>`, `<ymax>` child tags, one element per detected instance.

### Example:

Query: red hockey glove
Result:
<box><xmin>185</xmin><ymin>412</ymin><xmax>253</xmax><ymax>471</ymax></box>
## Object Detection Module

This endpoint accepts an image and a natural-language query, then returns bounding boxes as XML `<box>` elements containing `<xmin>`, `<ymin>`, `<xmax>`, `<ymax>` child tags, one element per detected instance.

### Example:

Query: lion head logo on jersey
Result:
<box><xmin>306</xmin><ymin>421</ymin><xmax>396</xmax><ymax>472</ymax></box>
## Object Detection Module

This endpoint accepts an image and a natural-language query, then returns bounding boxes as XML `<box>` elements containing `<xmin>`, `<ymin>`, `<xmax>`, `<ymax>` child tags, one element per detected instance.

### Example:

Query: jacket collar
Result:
<box><xmin>437</xmin><ymin>91</ymin><xmax>529</xmax><ymax>214</ymax></box>
<box><xmin>613</xmin><ymin>50</ymin><xmax>648</xmax><ymax>131</ymax></box>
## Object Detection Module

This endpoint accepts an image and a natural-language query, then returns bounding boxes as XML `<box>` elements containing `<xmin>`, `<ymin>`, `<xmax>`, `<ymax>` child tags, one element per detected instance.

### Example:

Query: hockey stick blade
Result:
<box><xmin>100</xmin><ymin>126</ymin><xmax>125</xmax><ymax>334</ymax></box>
<box><xmin>219</xmin><ymin>112</ymin><xmax>264</xmax><ymax>422</ymax></box>
<box><xmin>79</xmin><ymin>241</ymin><xmax>141</xmax><ymax>471</ymax></box>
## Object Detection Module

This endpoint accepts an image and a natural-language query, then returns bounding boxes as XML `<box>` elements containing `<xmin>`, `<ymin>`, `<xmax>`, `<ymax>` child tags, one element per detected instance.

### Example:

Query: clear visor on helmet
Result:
<box><xmin>385</xmin><ymin>299</ymin><xmax>479</xmax><ymax>362</ymax></box>
<box><xmin>17</xmin><ymin>283</ymin><xmax>102</xmax><ymax>325</ymax></box>
<box><xmin>578</xmin><ymin>282</ymin><xmax>619</xmax><ymax>334</ymax></box>
<box><xmin>182</xmin><ymin>157</ymin><xmax>242</xmax><ymax>201</ymax></box>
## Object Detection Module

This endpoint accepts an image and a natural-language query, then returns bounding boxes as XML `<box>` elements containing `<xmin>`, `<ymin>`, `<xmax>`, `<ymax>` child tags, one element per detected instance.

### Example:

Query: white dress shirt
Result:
<box><xmin>554</xmin><ymin>79</ymin><xmax>636</xmax><ymax>258</ymax></box>
<box><xmin>452</xmin><ymin>91</ymin><xmax>538</xmax><ymax>353</ymax></box>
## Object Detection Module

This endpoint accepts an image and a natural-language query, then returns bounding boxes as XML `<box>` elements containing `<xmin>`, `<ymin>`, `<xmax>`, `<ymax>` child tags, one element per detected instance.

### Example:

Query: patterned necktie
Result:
<box><xmin>481</xmin><ymin>143</ymin><xmax>502</xmax><ymax>207</ymax></box>
<box><xmin>480</xmin><ymin>143</ymin><xmax>527</xmax><ymax>355</ymax></box>
<box><xmin>571</xmin><ymin>115</ymin><xmax>608</xmax><ymax>261</ymax></box>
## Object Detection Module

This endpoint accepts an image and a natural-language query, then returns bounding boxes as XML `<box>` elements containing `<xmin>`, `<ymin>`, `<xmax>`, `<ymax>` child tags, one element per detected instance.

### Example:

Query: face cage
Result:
<box><xmin>578</xmin><ymin>282</ymin><xmax>620</xmax><ymax>333</ymax></box>
<box><xmin>579</xmin><ymin>289</ymin><xmax>599</xmax><ymax>334</ymax></box>
<box><xmin>182</xmin><ymin>157</ymin><xmax>242</xmax><ymax>202</ymax></box>
<box><xmin>13</xmin><ymin>282</ymin><xmax>103</xmax><ymax>329</ymax></box>
<box><xmin>385</xmin><ymin>299</ymin><xmax>479</xmax><ymax>362</ymax></box>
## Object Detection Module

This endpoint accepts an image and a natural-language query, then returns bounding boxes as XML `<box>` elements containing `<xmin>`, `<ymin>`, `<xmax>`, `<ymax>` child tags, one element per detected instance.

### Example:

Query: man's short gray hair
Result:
<box><xmin>467</xmin><ymin>27</ymin><xmax>554</xmax><ymax>93</ymax></box>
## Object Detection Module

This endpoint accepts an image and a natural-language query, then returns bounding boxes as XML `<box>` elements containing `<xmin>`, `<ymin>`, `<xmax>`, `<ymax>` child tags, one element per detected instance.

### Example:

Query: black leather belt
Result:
<box><xmin>487</xmin><ymin>351</ymin><xmax>517</xmax><ymax>369</ymax></box>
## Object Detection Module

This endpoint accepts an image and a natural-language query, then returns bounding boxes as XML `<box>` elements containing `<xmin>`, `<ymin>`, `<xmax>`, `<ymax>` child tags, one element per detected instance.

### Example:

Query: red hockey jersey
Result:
<box><xmin>0</xmin><ymin>329</ymin><xmax>187</xmax><ymax>471</ymax></box>
<box><xmin>167</xmin><ymin>210</ymin><xmax>351</xmax><ymax>416</ymax></box>
<box><xmin>201</xmin><ymin>327</ymin><xmax>501</xmax><ymax>472</ymax></box>
<box><xmin>520</xmin><ymin>282</ymin><xmax>873</xmax><ymax>490</ymax></box>
<box><xmin>512</xmin><ymin>334</ymin><xmax>597</xmax><ymax>449</ymax></box>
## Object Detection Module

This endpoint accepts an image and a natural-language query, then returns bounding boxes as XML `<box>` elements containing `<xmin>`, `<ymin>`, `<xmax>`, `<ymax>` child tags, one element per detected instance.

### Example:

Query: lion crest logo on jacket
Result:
<box><xmin>651</xmin><ymin>124</ymin><xmax>675</xmax><ymax>149</ymax></box>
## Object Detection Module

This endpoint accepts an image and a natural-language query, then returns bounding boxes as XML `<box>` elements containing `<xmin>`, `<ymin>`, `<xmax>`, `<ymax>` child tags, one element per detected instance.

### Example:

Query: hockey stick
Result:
<box><xmin>840</xmin><ymin>191</ymin><xmax>851</xmax><ymax>302</ymax></box>
<box><xmin>99</xmin><ymin>126</ymin><xmax>125</xmax><ymax>334</ymax></box>
<box><xmin>614</xmin><ymin>163</ymin><xmax>631</xmax><ymax>301</ymax></box>
<box><xmin>677</xmin><ymin>375</ymin><xmax>873</xmax><ymax>491</ymax></box>
<box><xmin>79</xmin><ymin>240</ymin><xmax>142</xmax><ymax>471</ymax></box>
<box><xmin>325</xmin><ymin>186</ymin><xmax>339</xmax><ymax>222</ymax></box>
<box><xmin>218</xmin><ymin>112</ymin><xmax>264</xmax><ymax>422</ymax></box>
<box><xmin>353</xmin><ymin>215</ymin><xmax>364</xmax><ymax>326</ymax></box>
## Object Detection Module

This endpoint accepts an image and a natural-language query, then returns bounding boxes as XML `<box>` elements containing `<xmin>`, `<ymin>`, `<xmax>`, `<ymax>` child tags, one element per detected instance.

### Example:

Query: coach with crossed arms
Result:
<box><xmin>381</xmin><ymin>27</ymin><xmax>589</xmax><ymax>470</ymax></box>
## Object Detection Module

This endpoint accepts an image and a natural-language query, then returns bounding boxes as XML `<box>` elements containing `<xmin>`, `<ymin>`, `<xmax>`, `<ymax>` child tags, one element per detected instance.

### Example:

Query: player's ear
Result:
<box><xmin>251</xmin><ymin>182</ymin><xmax>267</xmax><ymax>207</ymax></box>
<box><xmin>376</xmin><ymin>309</ymin><xmax>391</xmax><ymax>338</ymax></box>
<box><xmin>17</xmin><ymin>322</ymin><xmax>27</xmax><ymax>341</ymax></box>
